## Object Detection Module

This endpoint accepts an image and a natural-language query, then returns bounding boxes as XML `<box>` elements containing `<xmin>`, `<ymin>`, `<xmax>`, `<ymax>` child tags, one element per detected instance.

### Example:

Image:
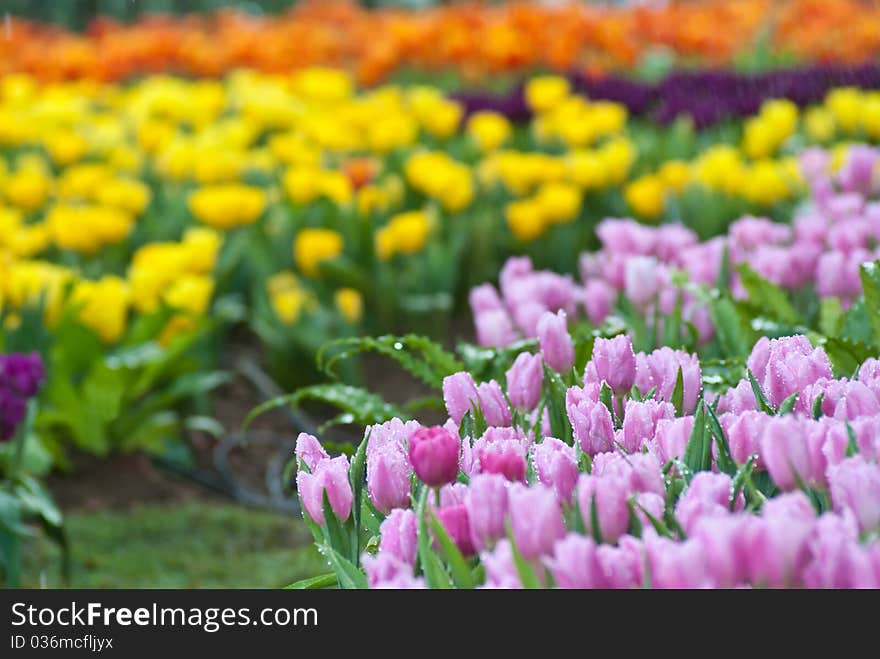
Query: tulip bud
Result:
<box><xmin>577</xmin><ymin>473</ymin><xmax>630</xmax><ymax>544</ymax></box>
<box><xmin>635</xmin><ymin>347</ymin><xmax>702</xmax><ymax>414</ymax></box>
<box><xmin>296</xmin><ymin>455</ymin><xmax>353</xmax><ymax>525</ymax></box>
<box><xmin>295</xmin><ymin>432</ymin><xmax>329</xmax><ymax>471</ymax></box>
<box><xmin>508</xmin><ymin>484</ymin><xmax>566</xmax><ymax>560</ymax></box>
<box><xmin>442</xmin><ymin>372</ymin><xmax>479</xmax><ymax>424</ymax></box>
<box><xmin>466</xmin><ymin>473</ymin><xmax>509</xmax><ymax>552</ymax></box>
<box><xmin>537</xmin><ymin>310</ymin><xmax>574</xmax><ymax>373</ymax></box>
<box><xmin>478</xmin><ymin>441</ymin><xmax>527</xmax><ymax>483</ymax></box>
<box><xmin>505</xmin><ymin>352</ymin><xmax>543</xmax><ymax>411</ymax></box>
<box><xmin>434</xmin><ymin>504</ymin><xmax>475</xmax><ymax>556</ymax></box>
<box><xmin>828</xmin><ymin>456</ymin><xmax>880</xmax><ymax>534</ymax></box>
<box><xmin>379</xmin><ymin>508</ymin><xmax>418</xmax><ymax>565</ymax></box>
<box><xmin>621</xmin><ymin>399</ymin><xmax>675</xmax><ymax>453</ymax></box>
<box><xmin>531</xmin><ymin>438</ymin><xmax>579</xmax><ymax>503</ymax></box>
<box><xmin>585</xmin><ymin>335</ymin><xmax>637</xmax><ymax>395</ymax></box>
<box><xmin>566</xmin><ymin>384</ymin><xmax>615</xmax><ymax>456</ymax></box>
<box><xmin>544</xmin><ymin>533</ymin><xmax>604</xmax><ymax>589</ymax></box>
<box><xmin>367</xmin><ymin>443</ymin><xmax>412</xmax><ymax>513</ymax></box>
<box><xmin>408</xmin><ymin>425</ymin><xmax>461</xmax><ymax>487</ymax></box>
<box><xmin>476</xmin><ymin>379</ymin><xmax>512</xmax><ymax>427</ymax></box>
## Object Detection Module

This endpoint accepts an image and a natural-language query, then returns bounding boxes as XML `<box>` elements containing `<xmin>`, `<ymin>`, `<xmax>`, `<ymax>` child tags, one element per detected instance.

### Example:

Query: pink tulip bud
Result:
<box><xmin>295</xmin><ymin>432</ymin><xmax>329</xmax><ymax>471</ymax></box>
<box><xmin>849</xmin><ymin>416</ymin><xmax>880</xmax><ymax>461</ymax></box>
<box><xmin>531</xmin><ymin>437</ymin><xmax>579</xmax><ymax>503</ymax></box>
<box><xmin>635</xmin><ymin>347</ymin><xmax>702</xmax><ymax>414</ymax></box>
<box><xmin>674</xmin><ymin>472</ymin><xmax>741</xmax><ymax>535</ymax></box>
<box><xmin>744</xmin><ymin>492</ymin><xmax>815</xmax><ymax>587</ymax></box>
<box><xmin>566</xmin><ymin>390</ymin><xmax>615</xmax><ymax>456</ymax></box>
<box><xmin>804</xmin><ymin>514</ymin><xmax>878</xmax><ymax>588</ymax></box>
<box><xmin>653</xmin><ymin>416</ymin><xmax>694</xmax><ymax>464</ymax></box>
<box><xmin>590</xmin><ymin>450</ymin><xmax>665</xmax><ymax>497</ymax></box>
<box><xmin>537</xmin><ymin>310</ymin><xmax>575</xmax><ymax>373</ymax></box>
<box><xmin>475</xmin><ymin>309</ymin><xmax>519</xmax><ymax>347</ymax></box>
<box><xmin>379</xmin><ymin>508</ymin><xmax>418</xmax><ymax>565</ymax></box>
<box><xmin>624</xmin><ymin>256</ymin><xmax>660</xmax><ymax>309</ymax></box>
<box><xmin>433</xmin><ymin>504</ymin><xmax>475</xmax><ymax>556</ymax></box>
<box><xmin>366</xmin><ymin>443</ymin><xmax>412</xmax><ymax>513</ymax></box>
<box><xmin>621</xmin><ymin>399</ymin><xmax>675</xmax><ymax>453</ymax></box>
<box><xmin>595</xmin><ymin>535</ymin><xmax>645</xmax><ymax>588</ymax></box>
<box><xmin>481</xmin><ymin>539</ymin><xmax>526</xmax><ymax>589</ymax></box>
<box><xmin>442</xmin><ymin>372</ymin><xmax>480</xmax><ymax>424</ymax></box>
<box><xmin>408</xmin><ymin>425</ymin><xmax>461</xmax><ymax>487</ymax></box>
<box><xmin>838</xmin><ymin>144</ymin><xmax>879</xmax><ymax>195</ymax></box>
<box><xmin>828</xmin><ymin>456</ymin><xmax>880</xmax><ymax>534</ymax></box>
<box><xmin>476</xmin><ymin>380</ymin><xmax>512</xmax><ymax>427</ymax></box>
<box><xmin>296</xmin><ymin>455</ymin><xmax>353</xmax><ymax>525</ymax></box>
<box><xmin>466</xmin><ymin>473</ymin><xmax>509</xmax><ymax>552</ymax></box>
<box><xmin>585</xmin><ymin>335</ymin><xmax>636</xmax><ymax>395</ymax></box>
<box><xmin>505</xmin><ymin>352</ymin><xmax>543</xmax><ymax>411</ymax></box>
<box><xmin>583</xmin><ymin>279</ymin><xmax>616</xmax><ymax>325</ymax></box>
<box><xmin>747</xmin><ymin>335</ymin><xmax>832</xmax><ymax>408</ymax></box>
<box><xmin>499</xmin><ymin>256</ymin><xmax>534</xmax><ymax>300</ymax></box>
<box><xmin>691</xmin><ymin>516</ymin><xmax>751</xmax><ymax>588</ymax></box>
<box><xmin>363</xmin><ymin>553</ymin><xmax>425</xmax><ymax>589</ymax></box>
<box><xmin>508</xmin><ymin>484</ymin><xmax>566</xmax><ymax>560</ymax></box>
<box><xmin>469</xmin><ymin>283</ymin><xmax>504</xmax><ymax>314</ymax></box>
<box><xmin>577</xmin><ymin>473</ymin><xmax>630</xmax><ymax>544</ymax></box>
<box><xmin>715</xmin><ymin>379</ymin><xmax>759</xmax><ymax>415</ymax></box>
<box><xmin>719</xmin><ymin>410</ymin><xmax>765</xmax><ymax>467</ymax></box>
<box><xmin>478</xmin><ymin>441</ymin><xmax>527</xmax><ymax>483</ymax></box>
<box><xmin>644</xmin><ymin>532</ymin><xmax>713</xmax><ymax>589</ymax></box>
<box><xmin>544</xmin><ymin>533</ymin><xmax>604</xmax><ymax>589</ymax></box>
<box><xmin>597</xmin><ymin>218</ymin><xmax>656</xmax><ymax>255</ymax></box>
<box><xmin>760</xmin><ymin>416</ymin><xmax>828</xmax><ymax>491</ymax></box>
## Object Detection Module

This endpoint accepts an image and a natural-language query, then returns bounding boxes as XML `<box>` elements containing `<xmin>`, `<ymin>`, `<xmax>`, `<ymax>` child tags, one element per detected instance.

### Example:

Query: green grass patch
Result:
<box><xmin>22</xmin><ymin>501</ymin><xmax>325</xmax><ymax>588</ymax></box>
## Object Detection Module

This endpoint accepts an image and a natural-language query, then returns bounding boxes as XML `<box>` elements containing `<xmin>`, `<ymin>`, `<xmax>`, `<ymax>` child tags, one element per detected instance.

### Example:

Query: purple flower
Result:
<box><xmin>294</xmin><ymin>433</ymin><xmax>329</xmax><ymax>471</ymax></box>
<box><xmin>476</xmin><ymin>380</ymin><xmax>512</xmax><ymax>427</ymax></box>
<box><xmin>296</xmin><ymin>455</ymin><xmax>353</xmax><ymax>525</ymax></box>
<box><xmin>366</xmin><ymin>442</ymin><xmax>412</xmax><ymax>513</ymax></box>
<box><xmin>624</xmin><ymin>256</ymin><xmax>660</xmax><ymax>309</ymax></box>
<box><xmin>480</xmin><ymin>539</ymin><xmax>525</xmax><ymax>589</ymax></box>
<box><xmin>363</xmin><ymin>553</ymin><xmax>425</xmax><ymax>589</ymax></box>
<box><xmin>505</xmin><ymin>352</ymin><xmax>543</xmax><ymax>411</ymax></box>
<box><xmin>536</xmin><ymin>310</ymin><xmax>574</xmax><ymax>373</ymax></box>
<box><xmin>566</xmin><ymin>387</ymin><xmax>615</xmax><ymax>456</ymax></box>
<box><xmin>585</xmin><ymin>334</ymin><xmax>637</xmax><ymax>395</ymax></box>
<box><xmin>583</xmin><ymin>279</ymin><xmax>615</xmax><ymax>325</ymax></box>
<box><xmin>408</xmin><ymin>425</ymin><xmax>460</xmax><ymax>487</ymax></box>
<box><xmin>0</xmin><ymin>352</ymin><xmax>44</xmax><ymax>441</ymax></box>
<box><xmin>433</xmin><ymin>504</ymin><xmax>475</xmax><ymax>556</ymax></box>
<box><xmin>720</xmin><ymin>410</ymin><xmax>766</xmax><ymax>467</ymax></box>
<box><xmin>531</xmin><ymin>437</ymin><xmax>579</xmax><ymax>503</ymax></box>
<box><xmin>747</xmin><ymin>335</ymin><xmax>832</xmax><ymax>408</ymax></box>
<box><xmin>621</xmin><ymin>399</ymin><xmax>675</xmax><ymax>453</ymax></box>
<box><xmin>828</xmin><ymin>456</ymin><xmax>880</xmax><ymax>534</ymax></box>
<box><xmin>652</xmin><ymin>416</ymin><xmax>695</xmax><ymax>464</ymax></box>
<box><xmin>544</xmin><ymin>534</ymin><xmax>604</xmax><ymax>589</ymax></box>
<box><xmin>635</xmin><ymin>347</ymin><xmax>702</xmax><ymax>414</ymax></box>
<box><xmin>760</xmin><ymin>416</ymin><xmax>829</xmax><ymax>491</ymax></box>
<box><xmin>442</xmin><ymin>372</ymin><xmax>479</xmax><ymax>424</ymax></box>
<box><xmin>577</xmin><ymin>473</ymin><xmax>631</xmax><ymax>544</ymax></box>
<box><xmin>466</xmin><ymin>473</ymin><xmax>509</xmax><ymax>552</ymax></box>
<box><xmin>469</xmin><ymin>283</ymin><xmax>504</xmax><ymax>314</ymax></box>
<box><xmin>508</xmin><ymin>484</ymin><xmax>566</xmax><ymax>560</ymax></box>
<box><xmin>478</xmin><ymin>440</ymin><xmax>527</xmax><ymax>483</ymax></box>
<box><xmin>474</xmin><ymin>309</ymin><xmax>519</xmax><ymax>347</ymax></box>
<box><xmin>379</xmin><ymin>509</ymin><xmax>418</xmax><ymax>565</ymax></box>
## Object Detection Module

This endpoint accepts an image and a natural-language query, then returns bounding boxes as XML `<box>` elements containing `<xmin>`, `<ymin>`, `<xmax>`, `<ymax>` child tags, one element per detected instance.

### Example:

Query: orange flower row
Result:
<box><xmin>2</xmin><ymin>0</ymin><xmax>879</xmax><ymax>85</ymax></box>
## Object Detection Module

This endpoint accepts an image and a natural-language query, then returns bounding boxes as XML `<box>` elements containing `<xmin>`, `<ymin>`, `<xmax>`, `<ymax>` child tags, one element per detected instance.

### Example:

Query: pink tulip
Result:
<box><xmin>296</xmin><ymin>455</ymin><xmax>353</xmax><ymax>525</ymax></box>
<box><xmin>584</xmin><ymin>334</ymin><xmax>637</xmax><ymax>395</ymax></box>
<box><xmin>366</xmin><ymin>442</ymin><xmax>412</xmax><ymax>513</ymax></box>
<box><xmin>828</xmin><ymin>456</ymin><xmax>880</xmax><ymax>534</ymax></box>
<box><xmin>537</xmin><ymin>310</ymin><xmax>575</xmax><ymax>373</ymax></box>
<box><xmin>505</xmin><ymin>352</ymin><xmax>543</xmax><ymax>411</ymax></box>
<box><xmin>544</xmin><ymin>533</ymin><xmax>604</xmax><ymax>589</ymax></box>
<box><xmin>621</xmin><ymin>399</ymin><xmax>675</xmax><ymax>453</ymax></box>
<box><xmin>442</xmin><ymin>372</ymin><xmax>479</xmax><ymax>424</ymax></box>
<box><xmin>295</xmin><ymin>432</ymin><xmax>329</xmax><ymax>471</ymax></box>
<box><xmin>466</xmin><ymin>473</ymin><xmax>509</xmax><ymax>551</ymax></box>
<box><xmin>379</xmin><ymin>509</ymin><xmax>418</xmax><ymax>565</ymax></box>
<box><xmin>508</xmin><ymin>484</ymin><xmax>566</xmax><ymax>559</ymax></box>
<box><xmin>531</xmin><ymin>438</ymin><xmax>579</xmax><ymax>503</ymax></box>
<box><xmin>635</xmin><ymin>347</ymin><xmax>702</xmax><ymax>414</ymax></box>
<box><xmin>434</xmin><ymin>504</ymin><xmax>475</xmax><ymax>556</ymax></box>
<box><xmin>577</xmin><ymin>473</ymin><xmax>630</xmax><ymax>544</ymax></box>
<box><xmin>476</xmin><ymin>380</ymin><xmax>512</xmax><ymax>427</ymax></box>
<box><xmin>408</xmin><ymin>425</ymin><xmax>460</xmax><ymax>487</ymax></box>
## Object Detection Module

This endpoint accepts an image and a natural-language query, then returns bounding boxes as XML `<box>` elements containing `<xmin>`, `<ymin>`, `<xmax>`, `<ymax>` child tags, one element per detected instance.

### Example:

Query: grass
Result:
<box><xmin>22</xmin><ymin>501</ymin><xmax>326</xmax><ymax>588</ymax></box>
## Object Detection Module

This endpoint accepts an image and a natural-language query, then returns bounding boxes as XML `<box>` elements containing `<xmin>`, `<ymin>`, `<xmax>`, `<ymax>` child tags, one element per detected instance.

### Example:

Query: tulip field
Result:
<box><xmin>3</xmin><ymin>0</ymin><xmax>880</xmax><ymax>590</ymax></box>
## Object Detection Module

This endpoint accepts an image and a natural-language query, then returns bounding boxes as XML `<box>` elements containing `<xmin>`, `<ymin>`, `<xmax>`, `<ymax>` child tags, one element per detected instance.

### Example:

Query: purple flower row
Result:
<box><xmin>454</xmin><ymin>63</ymin><xmax>880</xmax><ymax>128</ymax></box>
<box><xmin>295</xmin><ymin>328</ymin><xmax>880</xmax><ymax>588</ymax></box>
<box><xmin>0</xmin><ymin>352</ymin><xmax>44</xmax><ymax>441</ymax></box>
<box><xmin>470</xmin><ymin>144</ymin><xmax>880</xmax><ymax>348</ymax></box>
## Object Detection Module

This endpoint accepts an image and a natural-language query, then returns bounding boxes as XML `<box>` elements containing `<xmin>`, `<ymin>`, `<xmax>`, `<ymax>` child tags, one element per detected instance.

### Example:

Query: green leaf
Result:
<box><xmin>589</xmin><ymin>493</ymin><xmax>603</xmax><ymax>544</ymax></box>
<box><xmin>682</xmin><ymin>402</ymin><xmax>711</xmax><ymax>474</ymax></box>
<box><xmin>321</xmin><ymin>491</ymin><xmax>350</xmax><ymax>559</ymax></box>
<box><xmin>318</xmin><ymin>335</ymin><xmax>463</xmax><ymax>389</ymax></box>
<box><xmin>746</xmin><ymin>369</ymin><xmax>775</xmax><ymax>415</ymax></box>
<box><xmin>505</xmin><ymin>526</ymin><xmax>542</xmax><ymax>589</ymax></box>
<box><xmin>821</xmin><ymin>337</ymin><xmax>876</xmax><ymax>379</ymax></box>
<box><xmin>416</xmin><ymin>489</ymin><xmax>452</xmax><ymax>589</ymax></box>
<box><xmin>845</xmin><ymin>422</ymin><xmax>859</xmax><ymax>457</ymax></box>
<box><xmin>859</xmin><ymin>261</ymin><xmax>880</xmax><ymax>349</ymax></box>
<box><xmin>324</xmin><ymin>545</ymin><xmax>367</xmax><ymax>590</ymax></box>
<box><xmin>244</xmin><ymin>384</ymin><xmax>407</xmax><ymax>430</ymax></box>
<box><xmin>776</xmin><ymin>392</ymin><xmax>798</xmax><ymax>416</ymax></box>
<box><xmin>812</xmin><ymin>392</ymin><xmax>825</xmax><ymax>420</ymax></box>
<box><xmin>285</xmin><ymin>573</ymin><xmax>338</xmax><ymax>589</ymax></box>
<box><xmin>671</xmin><ymin>366</ymin><xmax>684</xmax><ymax>416</ymax></box>
<box><xmin>731</xmin><ymin>456</ymin><xmax>757</xmax><ymax>511</ymax></box>
<box><xmin>709</xmin><ymin>295</ymin><xmax>750</xmax><ymax>357</ymax></box>
<box><xmin>704</xmin><ymin>403</ymin><xmax>736</xmax><ymax>476</ymax></box>
<box><xmin>599</xmin><ymin>382</ymin><xmax>618</xmax><ymax>428</ymax></box>
<box><xmin>348</xmin><ymin>431</ymin><xmax>370</xmax><ymax>564</ymax></box>
<box><xmin>735</xmin><ymin>263</ymin><xmax>799</xmax><ymax>325</ymax></box>
<box><xmin>428</xmin><ymin>510</ymin><xmax>474</xmax><ymax>589</ymax></box>
<box><xmin>543</xmin><ymin>364</ymin><xmax>573</xmax><ymax>443</ymax></box>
